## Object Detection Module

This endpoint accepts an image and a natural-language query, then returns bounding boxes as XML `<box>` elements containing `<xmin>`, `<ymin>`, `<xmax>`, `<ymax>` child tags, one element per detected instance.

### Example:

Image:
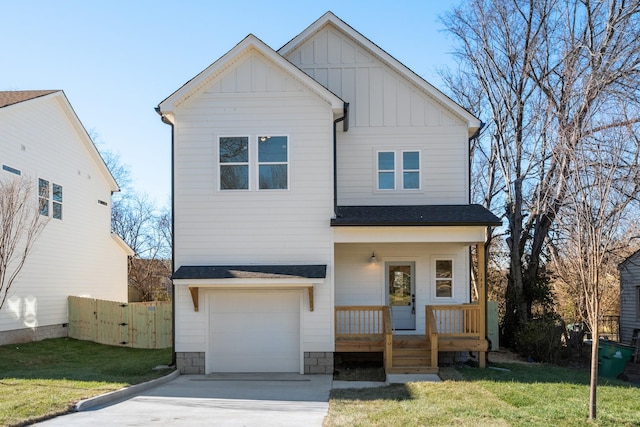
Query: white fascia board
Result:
<box><xmin>157</xmin><ymin>34</ymin><xmax>344</xmax><ymax>117</ymax></box>
<box><xmin>172</xmin><ymin>278</ymin><xmax>323</xmax><ymax>286</ymax></box>
<box><xmin>111</xmin><ymin>233</ymin><xmax>135</xmax><ymax>256</ymax></box>
<box><xmin>54</xmin><ymin>91</ymin><xmax>121</xmax><ymax>192</ymax></box>
<box><xmin>332</xmin><ymin>225</ymin><xmax>487</xmax><ymax>243</ymax></box>
<box><xmin>279</xmin><ymin>12</ymin><xmax>481</xmax><ymax>136</ymax></box>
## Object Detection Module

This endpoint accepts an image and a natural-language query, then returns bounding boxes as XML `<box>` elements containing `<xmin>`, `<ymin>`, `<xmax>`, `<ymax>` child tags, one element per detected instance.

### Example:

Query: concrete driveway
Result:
<box><xmin>34</xmin><ymin>373</ymin><xmax>333</xmax><ymax>427</ymax></box>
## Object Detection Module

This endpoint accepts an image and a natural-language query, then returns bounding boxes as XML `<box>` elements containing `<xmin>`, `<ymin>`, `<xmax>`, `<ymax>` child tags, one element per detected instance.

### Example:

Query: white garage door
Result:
<box><xmin>208</xmin><ymin>290</ymin><xmax>301</xmax><ymax>373</ymax></box>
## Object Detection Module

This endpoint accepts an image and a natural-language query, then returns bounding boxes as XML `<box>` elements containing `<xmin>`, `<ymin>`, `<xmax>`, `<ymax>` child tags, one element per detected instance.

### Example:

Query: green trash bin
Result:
<box><xmin>598</xmin><ymin>340</ymin><xmax>634</xmax><ymax>378</ymax></box>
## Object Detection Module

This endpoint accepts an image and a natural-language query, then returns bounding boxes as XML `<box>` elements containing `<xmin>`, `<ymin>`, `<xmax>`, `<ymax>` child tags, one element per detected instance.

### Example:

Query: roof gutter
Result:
<box><xmin>333</xmin><ymin>103</ymin><xmax>349</xmax><ymax>215</ymax></box>
<box><xmin>155</xmin><ymin>106</ymin><xmax>176</xmax><ymax>368</ymax></box>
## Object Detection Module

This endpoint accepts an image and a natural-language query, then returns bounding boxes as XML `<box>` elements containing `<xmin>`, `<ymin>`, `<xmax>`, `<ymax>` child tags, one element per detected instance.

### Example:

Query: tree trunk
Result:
<box><xmin>589</xmin><ymin>317</ymin><xmax>599</xmax><ymax>420</ymax></box>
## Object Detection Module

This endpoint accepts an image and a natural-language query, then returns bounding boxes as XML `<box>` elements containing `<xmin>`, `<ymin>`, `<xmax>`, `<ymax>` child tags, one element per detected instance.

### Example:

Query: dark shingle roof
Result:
<box><xmin>0</xmin><ymin>90</ymin><xmax>58</xmax><ymax>108</ymax></box>
<box><xmin>172</xmin><ymin>265</ymin><xmax>327</xmax><ymax>280</ymax></box>
<box><xmin>331</xmin><ymin>204</ymin><xmax>502</xmax><ymax>227</ymax></box>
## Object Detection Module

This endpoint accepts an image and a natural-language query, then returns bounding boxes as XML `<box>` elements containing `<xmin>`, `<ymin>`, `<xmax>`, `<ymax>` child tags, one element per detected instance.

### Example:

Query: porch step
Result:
<box><xmin>390</xmin><ymin>335</ymin><xmax>436</xmax><ymax>374</ymax></box>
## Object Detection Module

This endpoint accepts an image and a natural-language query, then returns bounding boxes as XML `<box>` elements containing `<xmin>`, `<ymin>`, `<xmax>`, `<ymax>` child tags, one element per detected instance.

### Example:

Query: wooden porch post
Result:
<box><xmin>477</xmin><ymin>241</ymin><xmax>487</xmax><ymax>368</ymax></box>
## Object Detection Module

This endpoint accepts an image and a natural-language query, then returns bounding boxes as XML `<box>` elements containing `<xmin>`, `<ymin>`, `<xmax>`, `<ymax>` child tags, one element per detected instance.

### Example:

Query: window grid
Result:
<box><xmin>401</xmin><ymin>150</ymin><xmax>420</xmax><ymax>190</ymax></box>
<box><xmin>219</xmin><ymin>135</ymin><xmax>288</xmax><ymax>191</ymax></box>
<box><xmin>435</xmin><ymin>259</ymin><xmax>453</xmax><ymax>298</ymax></box>
<box><xmin>38</xmin><ymin>178</ymin><xmax>63</xmax><ymax>220</ymax></box>
<box><xmin>377</xmin><ymin>151</ymin><xmax>395</xmax><ymax>190</ymax></box>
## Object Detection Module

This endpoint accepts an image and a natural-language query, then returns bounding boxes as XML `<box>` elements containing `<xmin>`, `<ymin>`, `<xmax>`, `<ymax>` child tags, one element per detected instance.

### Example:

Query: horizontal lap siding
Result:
<box><xmin>334</xmin><ymin>243</ymin><xmax>470</xmax><ymax>334</ymax></box>
<box><xmin>0</xmin><ymin>96</ymin><xmax>127</xmax><ymax>333</ymax></box>
<box><xmin>172</xmin><ymin>51</ymin><xmax>335</xmax><ymax>352</ymax></box>
<box><xmin>284</xmin><ymin>26</ymin><xmax>470</xmax><ymax>206</ymax></box>
<box><xmin>620</xmin><ymin>253</ymin><xmax>640</xmax><ymax>344</ymax></box>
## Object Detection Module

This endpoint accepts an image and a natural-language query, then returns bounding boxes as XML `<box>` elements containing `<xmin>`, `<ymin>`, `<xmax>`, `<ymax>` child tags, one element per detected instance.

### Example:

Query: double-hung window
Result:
<box><xmin>38</xmin><ymin>178</ymin><xmax>63</xmax><ymax>220</ymax></box>
<box><xmin>377</xmin><ymin>151</ymin><xmax>395</xmax><ymax>190</ymax></box>
<box><xmin>219</xmin><ymin>137</ymin><xmax>249</xmax><ymax>190</ymax></box>
<box><xmin>376</xmin><ymin>150</ymin><xmax>420</xmax><ymax>190</ymax></box>
<box><xmin>258</xmin><ymin>136</ymin><xmax>288</xmax><ymax>190</ymax></box>
<box><xmin>219</xmin><ymin>135</ymin><xmax>288</xmax><ymax>191</ymax></box>
<box><xmin>435</xmin><ymin>259</ymin><xmax>453</xmax><ymax>298</ymax></box>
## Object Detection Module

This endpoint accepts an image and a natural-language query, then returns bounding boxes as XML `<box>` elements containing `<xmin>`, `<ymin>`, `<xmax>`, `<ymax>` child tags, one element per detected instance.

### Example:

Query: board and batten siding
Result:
<box><xmin>620</xmin><ymin>252</ymin><xmax>640</xmax><ymax>344</ymax></box>
<box><xmin>334</xmin><ymin>242</ymin><xmax>470</xmax><ymax>335</ymax></box>
<box><xmin>283</xmin><ymin>25</ymin><xmax>470</xmax><ymax>206</ymax></box>
<box><xmin>0</xmin><ymin>94</ymin><xmax>128</xmax><ymax>335</ymax></box>
<box><xmin>172</xmin><ymin>51</ymin><xmax>336</xmax><ymax>354</ymax></box>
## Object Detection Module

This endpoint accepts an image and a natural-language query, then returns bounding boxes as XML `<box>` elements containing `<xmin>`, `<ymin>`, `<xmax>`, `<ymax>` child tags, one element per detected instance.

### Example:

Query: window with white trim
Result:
<box><xmin>376</xmin><ymin>150</ymin><xmax>420</xmax><ymax>190</ymax></box>
<box><xmin>219</xmin><ymin>136</ymin><xmax>249</xmax><ymax>190</ymax></box>
<box><xmin>435</xmin><ymin>259</ymin><xmax>453</xmax><ymax>298</ymax></box>
<box><xmin>38</xmin><ymin>178</ymin><xmax>63</xmax><ymax>220</ymax></box>
<box><xmin>402</xmin><ymin>151</ymin><xmax>420</xmax><ymax>189</ymax></box>
<box><xmin>258</xmin><ymin>136</ymin><xmax>288</xmax><ymax>190</ymax></box>
<box><xmin>377</xmin><ymin>151</ymin><xmax>395</xmax><ymax>189</ymax></box>
<box><xmin>219</xmin><ymin>135</ymin><xmax>288</xmax><ymax>191</ymax></box>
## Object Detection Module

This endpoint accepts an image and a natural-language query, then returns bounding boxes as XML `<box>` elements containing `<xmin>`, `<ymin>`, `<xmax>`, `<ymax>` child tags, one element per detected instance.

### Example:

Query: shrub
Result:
<box><xmin>513</xmin><ymin>315</ymin><xmax>568</xmax><ymax>363</ymax></box>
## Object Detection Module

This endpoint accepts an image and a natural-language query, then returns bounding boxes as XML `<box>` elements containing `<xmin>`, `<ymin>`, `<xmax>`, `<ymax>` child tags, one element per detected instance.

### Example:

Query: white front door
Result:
<box><xmin>386</xmin><ymin>262</ymin><xmax>416</xmax><ymax>330</ymax></box>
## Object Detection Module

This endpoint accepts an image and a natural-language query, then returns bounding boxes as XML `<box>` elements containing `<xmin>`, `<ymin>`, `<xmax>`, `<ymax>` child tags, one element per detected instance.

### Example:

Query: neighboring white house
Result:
<box><xmin>619</xmin><ymin>250</ymin><xmax>640</xmax><ymax>345</ymax></box>
<box><xmin>0</xmin><ymin>90</ymin><xmax>133</xmax><ymax>345</ymax></box>
<box><xmin>157</xmin><ymin>12</ymin><xmax>501</xmax><ymax>375</ymax></box>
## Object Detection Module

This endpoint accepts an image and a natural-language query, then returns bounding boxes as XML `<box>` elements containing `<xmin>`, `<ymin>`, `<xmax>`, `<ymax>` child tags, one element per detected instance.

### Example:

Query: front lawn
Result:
<box><xmin>0</xmin><ymin>338</ymin><xmax>173</xmax><ymax>426</ymax></box>
<box><xmin>326</xmin><ymin>363</ymin><xmax>640</xmax><ymax>426</ymax></box>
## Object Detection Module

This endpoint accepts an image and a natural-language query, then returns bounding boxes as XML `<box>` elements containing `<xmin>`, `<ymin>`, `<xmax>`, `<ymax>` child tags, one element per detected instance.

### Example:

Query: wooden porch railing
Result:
<box><xmin>335</xmin><ymin>305</ymin><xmax>393</xmax><ymax>369</ymax></box>
<box><xmin>428</xmin><ymin>304</ymin><xmax>481</xmax><ymax>337</ymax></box>
<box><xmin>335</xmin><ymin>305</ymin><xmax>386</xmax><ymax>337</ymax></box>
<box><xmin>336</xmin><ymin>304</ymin><xmax>486</xmax><ymax>371</ymax></box>
<box><xmin>425</xmin><ymin>306</ymin><xmax>439</xmax><ymax>368</ymax></box>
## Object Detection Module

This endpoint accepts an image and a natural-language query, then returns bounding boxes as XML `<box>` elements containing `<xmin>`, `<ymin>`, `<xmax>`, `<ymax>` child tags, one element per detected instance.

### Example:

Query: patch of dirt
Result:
<box><xmin>333</xmin><ymin>353</ymin><xmax>386</xmax><ymax>381</ymax></box>
<box><xmin>487</xmin><ymin>348</ymin><xmax>537</xmax><ymax>365</ymax></box>
<box><xmin>333</xmin><ymin>360</ymin><xmax>386</xmax><ymax>381</ymax></box>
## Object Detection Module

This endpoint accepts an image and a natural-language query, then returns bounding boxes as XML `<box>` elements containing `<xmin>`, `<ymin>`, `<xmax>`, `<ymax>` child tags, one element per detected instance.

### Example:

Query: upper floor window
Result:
<box><xmin>2</xmin><ymin>164</ymin><xmax>21</xmax><ymax>175</ymax></box>
<box><xmin>219</xmin><ymin>137</ymin><xmax>249</xmax><ymax>190</ymax></box>
<box><xmin>219</xmin><ymin>135</ymin><xmax>288</xmax><ymax>191</ymax></box>
<box><xmin>376</xmin><ymin>150</ymin><xmax>420</xmax><ymax>190</ymax></box>
<box><xmin>38</xmin><ymin>178</ymin><xmax>63</xmax><ymax>220</ymax></box>
<box><xmin>258</xmin><ymin>136</ymin><xmax>288</xmax><ymax>190</ymax></box>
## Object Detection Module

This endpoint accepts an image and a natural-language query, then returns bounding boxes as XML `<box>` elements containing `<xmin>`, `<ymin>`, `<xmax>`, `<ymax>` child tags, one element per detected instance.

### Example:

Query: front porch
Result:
<box><xmin>335</xmin><ymin>304</ymin><xmax>488</xmax><ymax>374</ymax></box>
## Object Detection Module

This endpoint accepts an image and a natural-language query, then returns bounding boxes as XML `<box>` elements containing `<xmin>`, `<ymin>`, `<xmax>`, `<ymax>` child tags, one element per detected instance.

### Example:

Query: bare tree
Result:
<box><xmin>98</xmin><ymin>145</ymin><xmax>172</xmax><ymax>301</ymax></box>
<box><xmin>442</xmin><ymin>0</ymin><xmax>555</xmax><ymax>342</ymax></box>
<box><xmin>442</xmin><ymin>0</ymin><xmax>640</xmax><ymax>348</ymax></box>
<box><xmin>0</xmin><ymin>177</ymin><xmax>48</xmax><ymax>309</ymax></box>
<box><xmin>552</xmin><ymin>122</ymin><xmax>640</xmax><ymax>419</ymax></box>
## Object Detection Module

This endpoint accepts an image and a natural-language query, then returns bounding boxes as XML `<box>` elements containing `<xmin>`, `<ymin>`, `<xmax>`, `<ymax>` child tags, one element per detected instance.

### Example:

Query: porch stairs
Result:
<box><xmin>387</xmin><ymin>335</ymin><xmax>438</xmax><ymax>374</ymax></box>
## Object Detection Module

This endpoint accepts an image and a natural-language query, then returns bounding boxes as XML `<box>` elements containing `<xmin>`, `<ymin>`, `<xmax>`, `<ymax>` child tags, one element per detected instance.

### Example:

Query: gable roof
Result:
<box><xmin>0</xmin><ymin>90</ymin><xmax>58</xmax><ymax>108</ymax></box>
<box><xmin>157</xmin><ymin>34</ymin><xmax>345</xmax><ymax>123</ymax></box>
<box><xmin>331</xmin><ymin>205</ymin><xmax>502</xmax><ymax>227</ymax></box>
<box><xmin>0</xmin><ymin>90</ymin><xmax>119</xmax><ymax>192</ymax></box>
<box><xmin>278</xmin><ymin>12</ymin><xmax>481</xmax><ymax>136</ymax></box>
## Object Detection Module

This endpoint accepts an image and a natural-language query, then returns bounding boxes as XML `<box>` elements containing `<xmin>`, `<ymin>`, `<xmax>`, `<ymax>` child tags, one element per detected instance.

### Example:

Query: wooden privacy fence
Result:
<box><xmin>68</xmin><ymin>296</ymin><xmax>172</xmax><ymax>349</ymax></box>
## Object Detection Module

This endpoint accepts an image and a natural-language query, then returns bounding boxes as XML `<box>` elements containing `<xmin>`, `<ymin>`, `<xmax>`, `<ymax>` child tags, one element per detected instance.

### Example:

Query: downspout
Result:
<box><xmin>332</xmin><ymin>103</ymin><xmax>349</xmax><ymax>215</ymax></box>
<box><xmin>155</xmin><ymin>107</ymin><xmax>176</xmax><ymax>367</ymax></box>
<box><xmin>467</xmin><ymin>122</ymin><xmax>485</xmax><ymax>302</ymax></box>
<box><xmin>468</xmin><ymin>121</ymin><xmax>490</xmax><ymax>351</ymax></box>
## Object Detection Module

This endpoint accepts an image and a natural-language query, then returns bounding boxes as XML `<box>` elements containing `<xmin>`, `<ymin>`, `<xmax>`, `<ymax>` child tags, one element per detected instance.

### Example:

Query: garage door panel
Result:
<box><xmin>209</xmin><ymin>291</ymin><xmax>301</xmax><ymax>373</ymax></box>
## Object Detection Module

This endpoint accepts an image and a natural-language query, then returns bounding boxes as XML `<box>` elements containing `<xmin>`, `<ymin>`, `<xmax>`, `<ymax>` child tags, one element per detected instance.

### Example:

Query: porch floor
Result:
<box><xmin>335</xmin><ymin>334</ymin><xmax>488</xmax><ymax>374</ymax></box>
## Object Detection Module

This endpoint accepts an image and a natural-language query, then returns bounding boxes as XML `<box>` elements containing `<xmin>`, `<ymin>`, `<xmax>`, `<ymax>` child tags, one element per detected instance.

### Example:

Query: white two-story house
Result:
<box><xmin>157</xmin><ymin>12</ymin><xmax>500</xmax><ymax>375</ymax></box>
<box><xmin>0</xmin><ymin>90</ymin><xmax>133</xmax><ymax>345</ymax></box>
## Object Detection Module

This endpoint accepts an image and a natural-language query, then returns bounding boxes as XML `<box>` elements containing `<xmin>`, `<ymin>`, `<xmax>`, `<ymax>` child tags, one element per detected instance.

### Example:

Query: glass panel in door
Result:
<box><xmin>387</xmin><ymin>262</ymin><xmax>416</xmax><ymax>330</ymax></box>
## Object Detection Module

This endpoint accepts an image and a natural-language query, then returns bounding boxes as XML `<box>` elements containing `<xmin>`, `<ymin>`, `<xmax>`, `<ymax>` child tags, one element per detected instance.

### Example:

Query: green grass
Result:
<box><xmin>326</xmin><ymin>363</ymin><xmax>640</xmax><ymax>426</ymax></box>
<box><xmin>0</xmin><ymin>338</ymin><xmax>173</xmax><ymax>426</ymax></box>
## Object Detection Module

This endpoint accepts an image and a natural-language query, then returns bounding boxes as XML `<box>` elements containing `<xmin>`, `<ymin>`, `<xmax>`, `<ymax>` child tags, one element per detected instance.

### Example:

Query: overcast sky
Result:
<box><xmin>2</xmin><ymin>0</ymin><xmax>459</xmax><ymax>206</ymax></box>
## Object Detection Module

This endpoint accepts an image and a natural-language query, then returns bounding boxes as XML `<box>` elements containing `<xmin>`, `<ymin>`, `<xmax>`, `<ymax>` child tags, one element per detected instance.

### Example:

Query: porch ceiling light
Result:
<box><xmin>369</xmin><ymin>252</ymin><xmax>378</xmax><ymax>263</ymax></box>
